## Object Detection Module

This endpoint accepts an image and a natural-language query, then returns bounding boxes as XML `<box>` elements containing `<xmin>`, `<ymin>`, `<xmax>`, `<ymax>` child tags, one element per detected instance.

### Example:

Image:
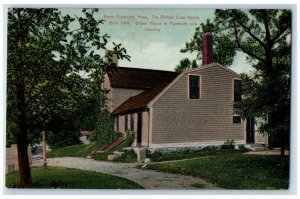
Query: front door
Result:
<box><xmin>246</xmin><ymin>117</ymin><xmax>255</xmax><ymax>144</ymax></box>
<box><xmin>137</xmin><ymin>113</ymin><xmax>142</xmax><ymax>146</ymax></box>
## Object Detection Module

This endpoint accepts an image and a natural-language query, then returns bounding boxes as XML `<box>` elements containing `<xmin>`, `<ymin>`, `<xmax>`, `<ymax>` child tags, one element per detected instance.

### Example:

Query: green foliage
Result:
<box><xmin>221</xmin><ymin>139</ymin><xmax>235</xmax><ymax>149</ymax></box>
<box><xmin>46</xmin><ymin>130</ymin><xmax>81</xmax><ymax>150</ymax></box>
<box><xmin>147</xmin><ymin>147</ymin><xmax>246</xmax><ymax>162</ymax></box>
<box><xmin>144</xmin><ymin>155</ymin><xmax>289</xmax><ymax>189</ymax></box>
<box><xmin>217</xmin><ymin>9</ymin><xmax>292</xmax><ymax>148</ymax></box>
<box><xmin>147</xmin><ymin>150</ymin><xmax>164</xmax><ymax>162</ymax></box>
<box><xmin>7</xmin><ymin>8</ymin><xmax>130</xmax><ymax>186</ymax></box>
<box><xmin>47</xmin><ymin>143</ymin><xmax>99</xmax><ymax>158</ymax></box>
<box><xmin>6</xmin><ymin>167</ymin><xmax>143</xmax><ymax>189</ymax></box>
<box><xmin>90</xmin><ymin>111</ymin><xmax>120</xmax><ymax>148</ymax></box>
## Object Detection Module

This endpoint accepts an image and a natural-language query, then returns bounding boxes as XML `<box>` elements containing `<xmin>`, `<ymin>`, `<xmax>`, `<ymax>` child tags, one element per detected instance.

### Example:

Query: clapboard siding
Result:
<box><xmin>151</xmin><ymin>65</ymin><xmax>245</xmax><ymax>144</ymax></box>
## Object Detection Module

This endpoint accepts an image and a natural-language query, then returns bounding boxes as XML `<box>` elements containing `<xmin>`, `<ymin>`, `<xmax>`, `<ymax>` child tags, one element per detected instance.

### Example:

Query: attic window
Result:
<box><xmin>189</xmin><ymin>75</ymin><xmax>200</xmax><ymax>99</ymax></box>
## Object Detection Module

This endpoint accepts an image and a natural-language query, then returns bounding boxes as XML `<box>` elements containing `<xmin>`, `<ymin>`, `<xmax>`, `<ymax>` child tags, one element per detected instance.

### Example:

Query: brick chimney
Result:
<box><xmin>202</xmin><ymin>32</ymin><xmax>213</xmax><ymax>65</ymax></box>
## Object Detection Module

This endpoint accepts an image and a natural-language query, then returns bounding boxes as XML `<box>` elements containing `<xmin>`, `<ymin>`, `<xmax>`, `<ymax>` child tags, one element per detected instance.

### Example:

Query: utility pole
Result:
<box><xmin>42</xmin><ymin>130</ymin><xmax>47</xmax><ymax>167</ymax></box>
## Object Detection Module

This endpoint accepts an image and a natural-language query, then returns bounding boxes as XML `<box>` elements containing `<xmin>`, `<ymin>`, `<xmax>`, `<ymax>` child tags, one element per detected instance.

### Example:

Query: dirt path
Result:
<box><xmin>32</xmin><ymin>157</ymin><xmax>220</xmax><ymax>190</ymax></box>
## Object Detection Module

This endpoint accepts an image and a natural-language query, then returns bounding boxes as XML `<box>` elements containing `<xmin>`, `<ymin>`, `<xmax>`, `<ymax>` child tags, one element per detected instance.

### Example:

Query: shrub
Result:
<box><xmin>147</xmin><ymin>150</ymin><xmax>164</xmax><ymax>162</ymax></box>
<box><xmin>46</xmin><ymin>130</ymin><xmax>81</xmax><ymax>150</ymax></box>
<box><xmin>90</xmin><ymin>111</ymin><xmax>119</xmax><ymax>148</ymax></box>
<box><xmin>221</xmin><ymin>139</ymin><xmax>235</xmax><ymax>149</ymax></box>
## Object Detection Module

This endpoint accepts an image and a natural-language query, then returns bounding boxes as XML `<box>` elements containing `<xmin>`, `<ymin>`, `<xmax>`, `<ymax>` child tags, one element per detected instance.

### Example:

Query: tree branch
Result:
<box><xmin>262</xmin><ymin>10</ymin><xmax>271</xmax><ymax>46</ymax></box>
<box><xmin>272</xmin><ymin>29</ymin><xmax>290</xmax><ymax>44</ymax></box>
<box><xmin>233</xmin><ymin>20</ymin><xmax>265</xmax><ymax>63</ymax></box>
<box><xmin>234</xmin><ymin>16</ymin><xmax>266</xmax><ymax>49</ymax></box>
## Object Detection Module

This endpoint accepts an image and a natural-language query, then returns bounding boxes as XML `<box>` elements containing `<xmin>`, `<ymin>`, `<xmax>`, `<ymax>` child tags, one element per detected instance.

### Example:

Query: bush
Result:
<box><xmin>147</xmin><ymin>150</ymin><xmax>164</xmax><ymax>162</ymax></box>
<box><xmin>221</xmin><ymin>139</ymin><xmax>235</xmax><ymax>149</ymax></box>
<box><xmin>90</xmin><ymin>111</ymin><xmax>119</xmax><ymax>148</ymax></box>
<box><xmin>46</xmin><ymin>130</ymin><xmax>81</xmax><ymax>150</ymax></box>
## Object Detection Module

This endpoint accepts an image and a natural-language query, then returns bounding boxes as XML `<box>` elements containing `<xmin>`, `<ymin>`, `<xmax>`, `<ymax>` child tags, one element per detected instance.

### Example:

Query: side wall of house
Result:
<box><xmin>151</xmin><ymin>66</ymin><xmax>245</xmax><ymax>148</ymax></box>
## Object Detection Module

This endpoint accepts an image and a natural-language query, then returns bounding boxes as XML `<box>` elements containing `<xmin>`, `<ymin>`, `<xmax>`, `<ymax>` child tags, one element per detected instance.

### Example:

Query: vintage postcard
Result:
<box><xmin>4</xmin><ymin>6</ymin><xmax>292</xmax><ymax>193</ymax></box>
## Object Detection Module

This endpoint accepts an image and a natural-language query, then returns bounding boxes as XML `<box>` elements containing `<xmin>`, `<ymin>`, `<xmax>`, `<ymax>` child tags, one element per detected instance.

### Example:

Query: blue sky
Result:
<box><xmin>62</xmin><ymin>8</ymin><xmax>253</xmax><ymax>74</ymax></box>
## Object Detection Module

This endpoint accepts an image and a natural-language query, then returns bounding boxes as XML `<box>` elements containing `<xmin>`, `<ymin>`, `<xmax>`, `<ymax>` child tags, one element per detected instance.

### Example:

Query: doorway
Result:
<box><xmin>246</xmin><ymin>117</ymin><xmax>255</xmax><ymax>144</ymax></box>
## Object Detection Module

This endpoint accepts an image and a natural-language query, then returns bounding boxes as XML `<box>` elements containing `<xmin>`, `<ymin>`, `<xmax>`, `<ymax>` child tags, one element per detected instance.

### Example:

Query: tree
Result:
<box><xmin>7</xmin><ymin>8</ymin><xmax>130</xmax><ymax>187</ymax></box>
<box><xmin>214</xmin><ymin>9</ymin><xmax>291</xmax><ymax>155</ymax></box>
<box><xmin>175</xmin><ymin>19</ymin><xmax>236</xmax><ymax>72</ymax></box>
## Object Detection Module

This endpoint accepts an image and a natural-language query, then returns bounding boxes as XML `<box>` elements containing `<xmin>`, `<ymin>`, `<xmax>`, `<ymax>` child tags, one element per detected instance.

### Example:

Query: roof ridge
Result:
<box><xmin>115</xmin><ymin>66</ymin><xmax>179</xmax><ymax>74</ymax></box>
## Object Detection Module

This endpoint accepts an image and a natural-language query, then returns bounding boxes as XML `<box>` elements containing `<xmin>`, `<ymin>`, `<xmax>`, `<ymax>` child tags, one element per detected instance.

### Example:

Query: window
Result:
<box><xmin>116</xmin><ymin>117</ymin><xmax>119</xmax><ymax>132</ymax></box>
<box><xmin>189</xmin><ymin>75</ymin><xmax>200</xmax><ymax>99</ymax></box>
<box><xmin>125</xmin><ymin>115</ymin><xmax>128</xmax><ymax>131</ymax></box>
<box><xmin>233</xmin><ymin>116</ymin><xmax>241</xmax><ymax>124</ymax></box>
<box><xmin>234</xmin><ymin>79</ymin><xmax>242</xmax><ymax>101</ymax></box>
<box><xmin>130</xmin><ymin>114</ymin><xmax>134</xmax><ymax>131</ymax></box>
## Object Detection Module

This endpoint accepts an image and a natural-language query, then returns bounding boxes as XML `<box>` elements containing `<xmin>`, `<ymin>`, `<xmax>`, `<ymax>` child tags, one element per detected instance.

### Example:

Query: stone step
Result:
<box><xmin>245</xmin><ymin>144</ymin><xmax>267</xmax><ymax>151</ymax></box>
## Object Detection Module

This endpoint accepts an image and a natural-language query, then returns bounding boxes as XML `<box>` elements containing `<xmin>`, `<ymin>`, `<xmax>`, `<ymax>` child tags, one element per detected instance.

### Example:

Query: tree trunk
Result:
<box><xmin>17</xmin><ymin>140</ymin><xmax>32</xmax><ymax>187</ymax></box>
<box><xmin>280</xmin><ymin>130</ymin><xmax>285</xmax><ymax>156</ymax></box>
<box><xmin>16</xmin><ymin>77</ymin><xmax>32</xmax><ymax>187</ymax></box>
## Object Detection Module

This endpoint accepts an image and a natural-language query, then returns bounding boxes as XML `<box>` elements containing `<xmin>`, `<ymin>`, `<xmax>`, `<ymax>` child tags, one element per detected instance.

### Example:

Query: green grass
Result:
<box><xmin>93</xmin><ymin>134</ymin><xmax>136</xmax><ymax>163</ymax></box>
<box><xmin>144</xmin><ymin>154</ymin><xmax>289</xmax><ymax>189</ymax></box>
<box><xmin>47</xmin><ymin>143</ymin><xmax>98</xmax><ymax>158</ymax></box>
<box><xmin>6</xmin><ymin>167</ymin><xmax>143</xmax><ymax>189</ymax></box>
<box><xmin>147</xmin><ymin>147</ymin><xmax>247</xmax><ymax>162</ymax></box>
<box><xmin>47</xmin><ymin>134</ymin><xmax>136</xmax><ymax>163</ymax></box>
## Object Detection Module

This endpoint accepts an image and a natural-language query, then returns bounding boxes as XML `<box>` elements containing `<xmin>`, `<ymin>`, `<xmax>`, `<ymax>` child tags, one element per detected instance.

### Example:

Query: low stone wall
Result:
<box><xmin>6</xmin><ymin>144</ymin><xmax>32</xmax><ymax>174</ymax></box>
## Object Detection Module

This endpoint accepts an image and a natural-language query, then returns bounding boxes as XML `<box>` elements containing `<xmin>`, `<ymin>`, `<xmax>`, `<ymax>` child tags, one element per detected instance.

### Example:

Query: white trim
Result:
<box><xmin>148</xmin><ymin>63</ymin><xmax>240</xmax><ymax>108</ymax></box>
<box><xmin>148</xmin><ymin>140</ymin><xmax>246</xmax><ymax>149</ymax></box>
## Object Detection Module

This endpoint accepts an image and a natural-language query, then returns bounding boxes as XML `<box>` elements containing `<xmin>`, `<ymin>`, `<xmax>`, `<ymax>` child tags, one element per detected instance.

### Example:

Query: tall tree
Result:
<box><xmin>7</xmin><ymin>8</ymin><xmax>129</xmax><ymax>187</ymax></box>
<box><xmin>214</xmin><ymin>9</ymin><xmax>291</xmax><ymax>155</ymax></box>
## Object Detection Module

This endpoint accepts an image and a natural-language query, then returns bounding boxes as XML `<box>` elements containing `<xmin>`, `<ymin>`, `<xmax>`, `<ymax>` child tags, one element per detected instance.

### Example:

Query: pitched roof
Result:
<box><xmin>111</xmin><ymin>63</ymin><xmax>240</xmax><ymax>116</ymax></box>
<box><xmin>111</xmin><ymin>83</ymin><xmax>168</xmax><ymax>116</ymax></box>
<box><xmin>107</xmin><ymin>67</ymin><xmax>179</xmax><ymax>89</ymax></box>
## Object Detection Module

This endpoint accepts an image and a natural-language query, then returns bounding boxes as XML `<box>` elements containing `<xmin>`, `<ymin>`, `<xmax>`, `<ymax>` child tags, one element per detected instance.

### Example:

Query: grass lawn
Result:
<box><xmin>6</xmin><ymin>167</ymin><xmax>143</xmax><ymax>189</ymax></box>
<box><xmin>47</xmin><ymin>143</ymin><xmax>98</xmax><ymax>158</ymax></box>
<box><xmin>144</xmin><ymin>154</ymin><xmax>289</xmax><ymax>189</ymax></box>
<box><xmin>47</xmin><ymin>134</ymin><xmax>137</xmax><ymax>163</ymax></box>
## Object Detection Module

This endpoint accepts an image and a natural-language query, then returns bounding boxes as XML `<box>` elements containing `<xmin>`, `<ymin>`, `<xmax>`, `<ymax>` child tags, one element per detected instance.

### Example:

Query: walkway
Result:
<box><xmin>32</xmin><ymin>157</ymin><xmax>220</xmax><ymax>190</ymax></box>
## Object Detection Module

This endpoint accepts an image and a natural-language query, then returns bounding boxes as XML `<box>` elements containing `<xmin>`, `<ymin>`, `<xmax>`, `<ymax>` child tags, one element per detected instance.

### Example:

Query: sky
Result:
<box><xmin>61</xmin><ymin>8</ymin><xmax>253</xmax><ymax>74</ymax></box>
